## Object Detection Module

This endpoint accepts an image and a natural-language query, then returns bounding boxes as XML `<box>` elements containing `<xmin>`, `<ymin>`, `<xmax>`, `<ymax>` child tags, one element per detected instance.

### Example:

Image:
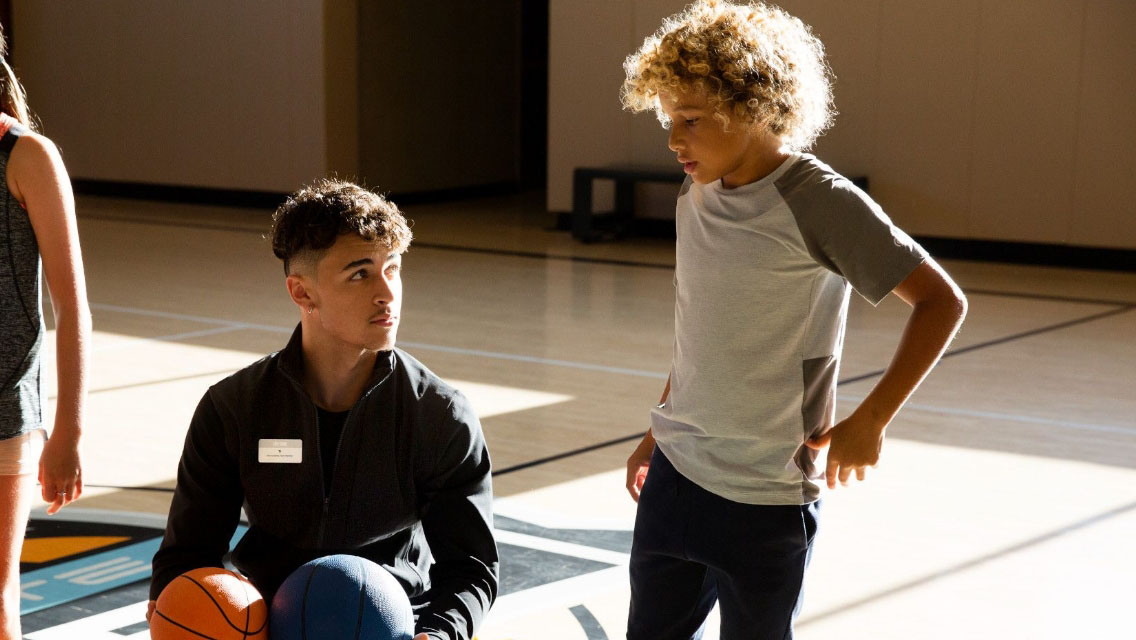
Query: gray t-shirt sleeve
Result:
<box><xmin>782</xmin><ymin>175</ymin><xmax>927</xmax><ymax>305</ymax></box>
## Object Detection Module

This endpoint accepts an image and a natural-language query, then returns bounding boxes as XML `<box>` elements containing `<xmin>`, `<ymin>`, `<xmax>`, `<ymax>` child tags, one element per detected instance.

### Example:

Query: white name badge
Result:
<box><xmin>258</xmin><ymin>439</ymin><xmax>302</xmax><ymax>463</ymax></box>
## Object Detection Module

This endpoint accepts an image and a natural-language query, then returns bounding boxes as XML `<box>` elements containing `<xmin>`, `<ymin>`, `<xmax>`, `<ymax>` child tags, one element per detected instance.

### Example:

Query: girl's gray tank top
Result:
<box><xmin>0</xmin><ymin>115</ymin><xmax>43</xmax><ymax>439</ymax></box>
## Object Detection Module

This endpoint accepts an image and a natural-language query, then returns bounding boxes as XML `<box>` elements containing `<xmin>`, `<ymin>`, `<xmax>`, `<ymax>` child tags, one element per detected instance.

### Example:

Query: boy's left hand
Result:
<box><xmin>805</xmin><ymin>414</ymin><xmax>885</xmax><ymax>489</ymax></box>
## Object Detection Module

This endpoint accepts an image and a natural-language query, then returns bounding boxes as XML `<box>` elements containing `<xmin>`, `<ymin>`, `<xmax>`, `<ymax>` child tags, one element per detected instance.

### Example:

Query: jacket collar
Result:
<box><xmin>277</xmin><ymin>323</ymin><xmax>396</xmax><ymax>396</ymax></box>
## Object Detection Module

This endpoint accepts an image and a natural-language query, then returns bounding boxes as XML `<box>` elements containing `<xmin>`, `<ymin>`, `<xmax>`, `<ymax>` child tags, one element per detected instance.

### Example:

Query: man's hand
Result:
<box><xmin>805</xmin><ymin>413</ymin><xmax>885</xmax><ymax>489</ymax></box>
<box><xmin>146</xmin><ymin>600</ymin><xmax>156</xmax><ymax>622</ymax></box>
<box><xmin>625</xmin><ymin>431</ymin><xmax>656</xmax><ymax>502</ymax></box>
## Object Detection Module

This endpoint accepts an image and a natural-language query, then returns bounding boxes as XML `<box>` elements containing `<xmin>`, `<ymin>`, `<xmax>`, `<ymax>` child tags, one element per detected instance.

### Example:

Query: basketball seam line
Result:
<box><xmin>355</xmin><ymin>572</ymin><xmax>366</xmax><ymax>640</ymax></box>
<box><xmin>153</xmin><ymin>609</ymin><xmax>221</xmax><ymax>640</ymax></box>
<box><xmin>180</xmin><ymin>573</ymin><xmax>261</xmax><ymax>635</ymax></box>
<box><xmin>301</xmin><ymin>564</ymin><xmax>320</xmax><ymax>640</ymax></box>
<box><xmin>233</xmin><ymin>576</ymin><xmax>269</xmax><ymax>635</ymax></box>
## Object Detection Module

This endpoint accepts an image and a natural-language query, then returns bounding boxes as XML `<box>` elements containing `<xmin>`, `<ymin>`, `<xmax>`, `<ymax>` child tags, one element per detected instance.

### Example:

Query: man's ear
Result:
<box><xmin>286</xmin><ymin>274</ymin><xmax>317</xmax><ymax>312</ymax></box>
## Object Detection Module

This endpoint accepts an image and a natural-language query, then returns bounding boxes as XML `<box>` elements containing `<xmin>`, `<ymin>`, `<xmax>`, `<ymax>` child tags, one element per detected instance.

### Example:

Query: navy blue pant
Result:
<box><xmin>627</xmin><ymin>449</ymin><xmax>819</xmax><ymax>640</ymax></box>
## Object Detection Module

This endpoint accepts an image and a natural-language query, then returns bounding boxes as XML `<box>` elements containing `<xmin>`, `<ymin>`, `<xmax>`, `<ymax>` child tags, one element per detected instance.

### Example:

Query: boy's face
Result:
<box><xmin>299</xmin><ymin>234</ymin><xmax>404</xmax><ymax>352</ymax></box>
<box><xmin>659</xmin><ymin>90</ymin><xmax>766</xmax><ymax>188</ymax></box>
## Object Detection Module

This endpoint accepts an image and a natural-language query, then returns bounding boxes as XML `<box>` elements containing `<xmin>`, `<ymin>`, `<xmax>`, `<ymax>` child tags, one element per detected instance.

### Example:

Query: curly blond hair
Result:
<box><xmin>621</xmin><ymin>0</ymin><xmax>834</xmax><ymax>150</ymax></box>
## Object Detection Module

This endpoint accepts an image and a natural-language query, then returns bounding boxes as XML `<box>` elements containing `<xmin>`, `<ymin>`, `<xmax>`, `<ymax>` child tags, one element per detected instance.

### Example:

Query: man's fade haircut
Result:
<box><xmin>271</xmin><ymin>179</ymin><xmax>412</xmax><ymax>276</ymax></box>
<box><xmin>621</xmin><ymin>0</ymin><xmax>834</xmax><ymax>151</ymax></box>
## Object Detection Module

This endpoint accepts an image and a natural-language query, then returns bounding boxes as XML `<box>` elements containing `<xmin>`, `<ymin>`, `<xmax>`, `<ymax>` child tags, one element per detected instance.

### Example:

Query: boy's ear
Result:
<box><xmin>286</xmin><ymin>274</ymin><xmax>317</xmax><ymax>311</ymax></box>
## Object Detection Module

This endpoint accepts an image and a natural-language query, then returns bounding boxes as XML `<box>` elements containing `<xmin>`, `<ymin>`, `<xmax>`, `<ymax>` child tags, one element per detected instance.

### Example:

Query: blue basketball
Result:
<box><xmin>270</xmin><ymin>554</ymin><xmax>414</xmax><ymax>640</ymax></box>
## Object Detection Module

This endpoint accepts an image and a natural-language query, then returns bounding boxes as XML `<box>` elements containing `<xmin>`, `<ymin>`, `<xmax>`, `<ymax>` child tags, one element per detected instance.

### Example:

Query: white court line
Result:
<box><xmin>87</xmin><ymin>303</ymin><xmax>1131</xmax><ymax>435</ymax></box>
<box><xmin>92</xmin><ymin>325</ymin><xmax>244</xmax><ymax>352</ymax></box>
<box><xmin>91</xmin><ymin>302</ymin><xmax>289</xmax><ymax>333</ymax></box>
<box><xmin>494</xmin><ymin>529</ymin><xmax>629</xmax><ymax>566</ymax></box>
<box><xmin>839</xmin><ymin>394</ymin><xmax>1135</xmax><ymax>436</ymax></box>
<box><xmin>89</xmin><ymin>302</ymin><xmax>668</xmax><ymax>379</ymax></box>
<box><xmin>24</xmin><ymin>601</ymin><xmax>148</xmax><ymax>639</ymax></box>
<box><xmin>488</xmin><ymin>565</ymin><xmax>627</xmax><ymax>625</ymax></box>
<box><xmin>396</xmin><ymin>342</ymin><xmax>668</xmax><ymax>379</ymax></box>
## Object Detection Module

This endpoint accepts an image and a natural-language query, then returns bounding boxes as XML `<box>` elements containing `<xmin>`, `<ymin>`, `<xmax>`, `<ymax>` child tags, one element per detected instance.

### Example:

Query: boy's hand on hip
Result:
<box><xmin>805</xmin><ymin>414</ymin><xmax>885</xmax><ymax>489</ymax></box>
<box><xmin>625</xmin><ymin>432</ymin><xmax>656</xmax><ymax>502</ymax></box>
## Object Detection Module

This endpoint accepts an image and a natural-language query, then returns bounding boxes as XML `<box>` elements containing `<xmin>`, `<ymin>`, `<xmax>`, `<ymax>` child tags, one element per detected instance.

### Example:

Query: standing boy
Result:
<box><xmin>149</xmin><ymin>180</ymin><xmax>497</xmax><ymax>640</ymax></box>
<box><xmin>620</xmin><ymin>2</ymin><xmax>967</xmax><ymax>638</ymax></box>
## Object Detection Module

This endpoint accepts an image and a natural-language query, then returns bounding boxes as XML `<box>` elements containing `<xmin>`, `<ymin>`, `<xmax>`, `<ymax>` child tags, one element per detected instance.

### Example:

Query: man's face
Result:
<box><xmin>659</xmin><ymin>90</ymin><xmax>760</xmax><ymax>188</ymax></box>
<box><xmin>305</xmin><ymin>234</ymin><xmax>403</xmax><ymax>352</ymax></box>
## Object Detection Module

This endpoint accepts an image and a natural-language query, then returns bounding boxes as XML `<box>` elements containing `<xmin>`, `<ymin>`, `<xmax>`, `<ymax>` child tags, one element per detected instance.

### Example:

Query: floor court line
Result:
<box><xmin>91</xmin><ymin>325</ymin><xmax>245</xmax><ymax>352</ymax></box>
<box><xmin>837</xmin><ymin>395</ymin><xmax>1135</xmax><ymax>436</ymax></box>
<box><xmin>81</xmin><ymin>213</ymin><xmax>1136</xmax><ymax>307</ymax></box>
<box><xmin>495</xmin><ymin>530</ymin><xmax>629</xmax><ymax>566</ymax></box>
<box><xmin>75</xmin><ymin>302</ymin><xmax>1131</xmax><ymax>488</ymax></box>
<box><xmin>839</xmin><ymin>304</ymin><xmax>1135</xmax><ymax>386</ymax></box>
<box><xmin>50</xmin><ymin>368</ymin><xmax>241</xmax><ymax>399</ymax></box>
<box><xmin>87</xmin><ymin>301</ymin><xmax>1132</xmax><ymax>392</ymax></box>
<box><xmin>797</xmin><ymin>498</ymin><xmax>1136</xmax><ymax>626</ymax></box>
<box><xmin>89</xmin><ymin>302</ymin><xmax>669</xmax><ymax>379</ymax></box>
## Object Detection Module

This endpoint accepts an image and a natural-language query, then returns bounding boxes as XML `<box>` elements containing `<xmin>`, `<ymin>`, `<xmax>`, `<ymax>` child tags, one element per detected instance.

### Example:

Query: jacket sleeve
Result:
<box><xmin>150</xmin><ymin>390</ymin><xmax>244</xmax><ymax>600</ymax></box>
<box><xmin>415</xmin><ymin>393</ymin><xmax>499</xmax><ymax>640</ymax></box>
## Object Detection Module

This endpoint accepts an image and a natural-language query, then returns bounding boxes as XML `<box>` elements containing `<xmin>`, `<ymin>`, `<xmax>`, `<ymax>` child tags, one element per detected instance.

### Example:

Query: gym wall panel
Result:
<box><xmin>1070</xmin><ymin>1</ymin><xmax>1136</xmax><ymax>249</ymax></box>
<box><xmin>323</xmin><ymin>0</ymin><xmax>359</xmax><ymax>180</ymax></box>
<box><xmin>547</xmin><ymin>0</ymin><xmax>640</xmax><ymax>213</ymax></box>
<box><xmin>11</xmin><ymin>0</ymin><xmax>327</xmax><ymax>193</ymax></box>
<box><xmin>629</xmin><ymin>0</ymin><xmax>693</xmax><ymax>219</ymax></box>
<box><xmin>356</xmin><ymin>2</ymin><xmax>522</xmax><ymax>194</ymax></box>
<box><xmin>967</xmin><ymin>0</ymin><xmax>1083</xmax><ymax>245</ymax></box>
<box><xmin>547</xmin><ymin>0</ymin><xmax>1135</xmax><ymax>249</ymax></box>
<box><xmin>777</xmin><ymin>0</ymin><xmax>882</xmax><ymax>180</ymax></box>
<box><xmin>867</xmin><ymin>0</ymin><xmax>979</xmax><ymax>238</ymax></box>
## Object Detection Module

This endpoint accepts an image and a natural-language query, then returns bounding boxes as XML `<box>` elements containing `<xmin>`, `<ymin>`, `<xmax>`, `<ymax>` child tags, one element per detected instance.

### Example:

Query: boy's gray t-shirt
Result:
<box><xmin>650</xmin><ymin>153</ymin><xmax>927</xmax><ymax>505</ymax></box>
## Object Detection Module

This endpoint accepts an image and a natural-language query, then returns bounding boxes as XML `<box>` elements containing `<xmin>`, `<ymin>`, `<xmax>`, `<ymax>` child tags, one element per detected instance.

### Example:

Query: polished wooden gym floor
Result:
<box><xmin>23</xmin><ymin>192</ymin><xmax>1136</xmax><ymax>638</ymax></box>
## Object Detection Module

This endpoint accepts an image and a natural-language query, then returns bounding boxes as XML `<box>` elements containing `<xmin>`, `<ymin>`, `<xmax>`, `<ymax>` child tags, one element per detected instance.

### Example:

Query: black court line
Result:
<box><xmin>496</xmin><ymin>303</ymin><xmax>1136</xmax><ymax>476</ymax></box>
<box><xmin>80</xmin><ymin>211</ymin><xmax>674</xmax><ymax>271</ymax></box>
<box><xmin>570</xmin><ymin>604</ymin><xmax>610</xmax><ymax>640</ymax></box>
<box><xmin>79</xmin><ymin>211</ymin><xmax>270</xmax><ymax>236</ymax></box>
<box><xmin>79</xmin><ymin>211</ymin><xmax>1136</xmax><ymax>307</ymax></box>
<box><xmin>414</xmin><ymin>241</ymin><xmax>673</xmax><ymax>271</ymax></box>
<box><xmin>493</xmin><ymin>432</ymin><xmax>648</xmax><ymax>477</ymax></box>
<box><xmin>798</xmin><ymin>498</ymin><xmax>1136</xmax><ymax>626</ymax></box>
<box><xmin>86</xmin><ymin>484</ymin><xmax>175</xmax><ymax>492</ymax></box>
<box><xmin>964</xmin><ymin>287</ymin><xmax>1136</xmax><ymax>308</ymax></box>
<box><xmin>78</xmin><ymin>306</ymin><xmax>1136</xmax><ymax>483</ymax></box>
<box><xmin>838</xmin><ymin>304</ymin><xmax>1135</xmax><ymax>386</ymax></box>
<box><xmin>49</xmin><ymin>368</ymin><xmax>240</xmax><ymax>399</ymax></box>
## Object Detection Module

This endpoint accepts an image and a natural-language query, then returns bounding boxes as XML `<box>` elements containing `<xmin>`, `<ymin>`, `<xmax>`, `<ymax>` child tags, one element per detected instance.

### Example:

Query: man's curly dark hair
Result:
<box><xmin>270</xmin><ymin>179</ymin><xmax>412</xmax><ymax>275</ymax></box>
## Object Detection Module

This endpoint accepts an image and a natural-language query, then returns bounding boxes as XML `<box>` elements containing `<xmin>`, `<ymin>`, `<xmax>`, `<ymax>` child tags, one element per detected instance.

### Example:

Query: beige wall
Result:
<box><xmin>357</xmin><ymin>2</ymin><xmax>522</xmax><ymax>194</ymax></box>
<box><xmin>12</xmin><ymin>0</ymin><xmax>332</xmax><ymax>193</ymax></box>
<box><xmin>549</xmin><ymin>0</ymin><xmax>1136</xmax><ymax>249</ymax></box>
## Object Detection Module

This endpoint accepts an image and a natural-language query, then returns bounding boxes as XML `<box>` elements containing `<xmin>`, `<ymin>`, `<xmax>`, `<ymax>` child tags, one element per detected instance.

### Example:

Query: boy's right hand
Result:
<box><xmin>625</xmin><ymin>431</ymin><xmax>656</xmax><ymax>502</ymax></box>
<box><xmin>147</xmin><ymin>600</ymin><xmax>156</xmax><ymax>622</ymax></box>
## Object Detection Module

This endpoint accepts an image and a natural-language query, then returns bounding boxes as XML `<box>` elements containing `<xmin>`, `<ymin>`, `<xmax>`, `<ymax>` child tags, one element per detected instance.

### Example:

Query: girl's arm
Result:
<box><xmin>9</xmin><ymin>132</ymin><xmax>91</xmax><ymax>514</ymax></box>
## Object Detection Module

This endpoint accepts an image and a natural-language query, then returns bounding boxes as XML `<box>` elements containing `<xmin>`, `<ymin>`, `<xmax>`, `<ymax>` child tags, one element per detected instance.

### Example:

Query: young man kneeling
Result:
<box><xmin>150</xmin><ymin>180</ymin><xmax>497</xmax><ymax>640</ymax></box>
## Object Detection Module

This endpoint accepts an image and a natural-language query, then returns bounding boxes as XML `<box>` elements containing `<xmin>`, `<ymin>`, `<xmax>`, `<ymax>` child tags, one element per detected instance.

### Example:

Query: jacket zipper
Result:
<box><xmin>278</xmin><ymin>354</ymin><xmax>390</xmax><ymax>549</ymax></box>
<box><xmin>314</xmin><ymin>408</ymin><xmax>328</xmax><ymax>547</ymax></box>
<box><xmin>317</xmin><ymin>401</ymin><xmax>365</xmax><ymax>548</ymax></box>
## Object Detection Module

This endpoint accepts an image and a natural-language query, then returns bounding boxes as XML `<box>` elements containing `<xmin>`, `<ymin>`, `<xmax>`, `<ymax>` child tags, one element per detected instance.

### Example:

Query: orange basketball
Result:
<box><xmin>151</xmin><ymin>567</ymin><xmax>268</xmax><ymax>639</ymax></box>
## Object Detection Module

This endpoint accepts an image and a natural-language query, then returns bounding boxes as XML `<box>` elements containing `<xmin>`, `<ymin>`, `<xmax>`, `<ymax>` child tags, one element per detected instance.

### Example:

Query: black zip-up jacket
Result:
<box><xmin>150</xmin><ymin>326</ymin><xmax>498</xmax><ymax>640</ymax></box>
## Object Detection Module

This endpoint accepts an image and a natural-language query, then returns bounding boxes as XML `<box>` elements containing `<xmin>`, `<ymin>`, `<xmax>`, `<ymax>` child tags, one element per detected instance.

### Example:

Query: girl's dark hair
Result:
<box><xmin>271</xmin><ymin>179</ymin><xmax>412</xmax><ymax>275</ymax></box>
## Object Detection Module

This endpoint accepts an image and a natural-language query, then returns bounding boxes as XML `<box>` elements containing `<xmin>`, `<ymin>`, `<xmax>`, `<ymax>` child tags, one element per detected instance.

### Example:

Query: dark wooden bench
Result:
<box><xmin>572</xmin><ymin>165</ymin><xmax>685</xmax><ymax>242</ymax></box>
<box><xmin>571</xmin><ymin>164</ymin><xmax>869</xmax><ymax>243</ymax></box>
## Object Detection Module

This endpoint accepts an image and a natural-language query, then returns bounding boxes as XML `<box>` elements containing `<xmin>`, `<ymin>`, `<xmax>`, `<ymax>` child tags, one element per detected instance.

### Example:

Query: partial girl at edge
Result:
<box><xmin>0</xmin><ymin>28</ymin><xmax>90</xmax><ymax>639</ymax></box>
